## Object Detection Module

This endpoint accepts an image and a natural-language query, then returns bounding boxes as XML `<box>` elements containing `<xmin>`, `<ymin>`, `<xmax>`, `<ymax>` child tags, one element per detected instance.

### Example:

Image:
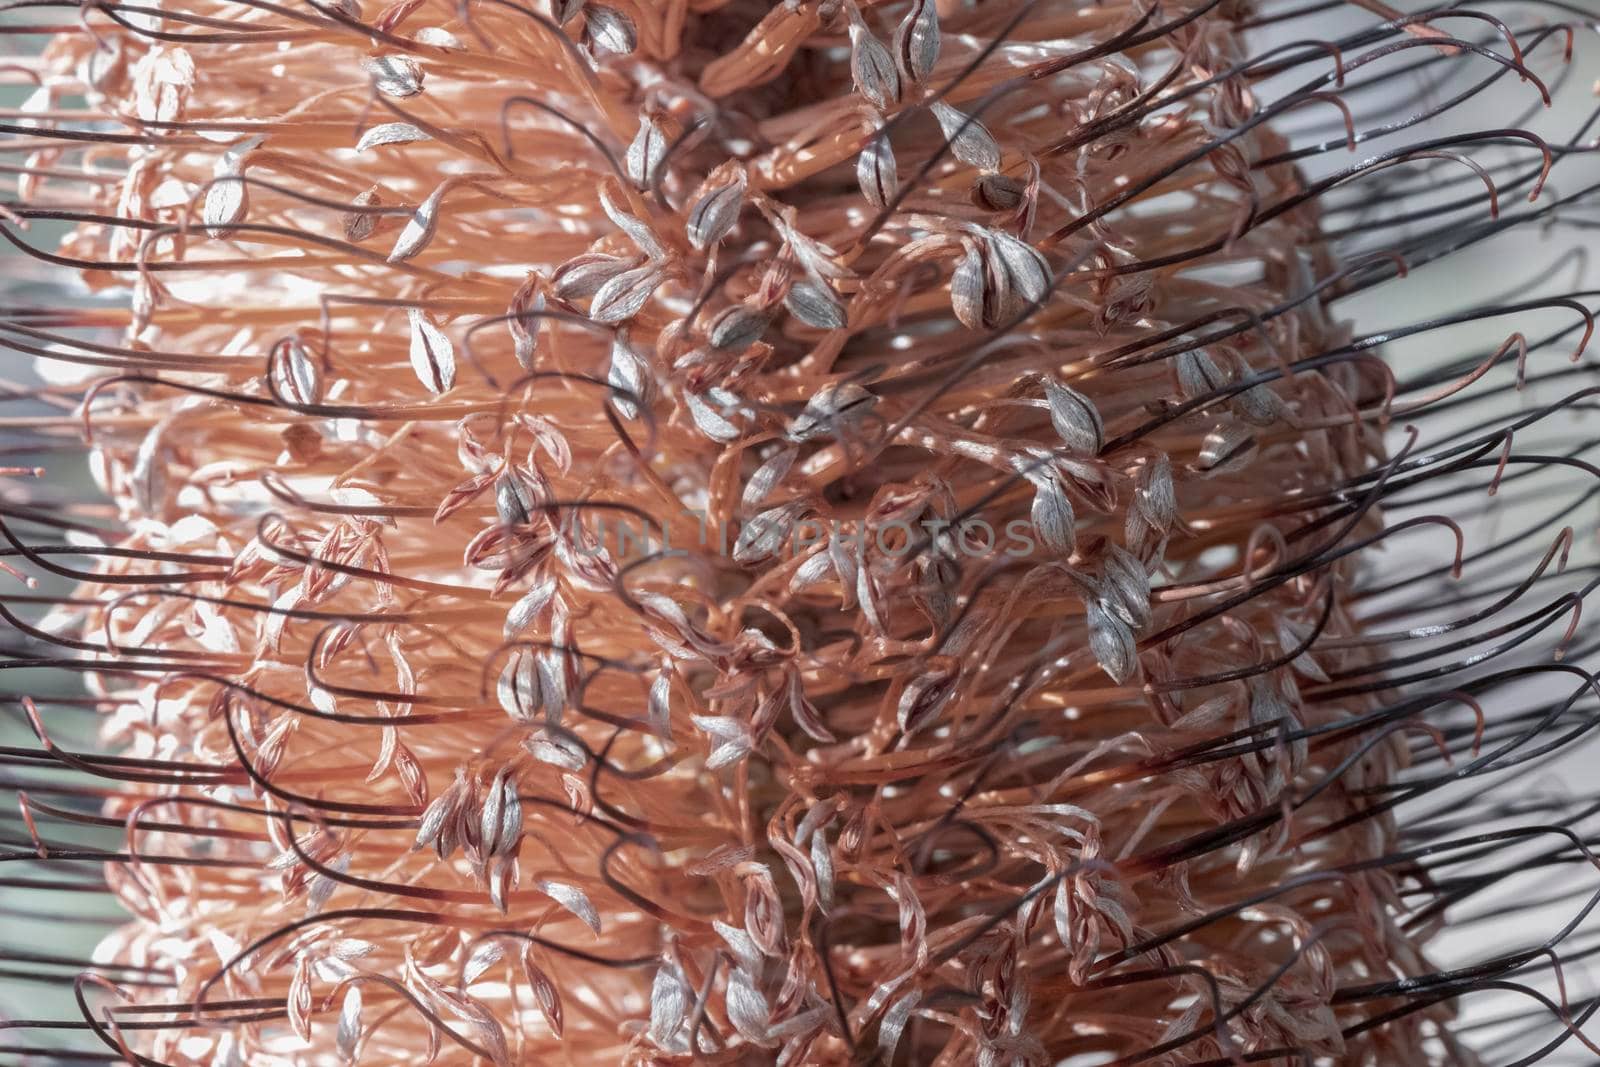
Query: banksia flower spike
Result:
<box><xmin>3</xmin><ymin>0</ymin><xmax>1600</xmax><ymax>1063</ymax></box>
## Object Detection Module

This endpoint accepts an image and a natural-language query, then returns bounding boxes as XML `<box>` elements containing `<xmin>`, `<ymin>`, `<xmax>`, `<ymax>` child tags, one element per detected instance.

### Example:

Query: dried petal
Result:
<box><xmin>598</xmin><ymin>182</ymin><xmax>665</xmax><ymax>259</ymax></box>
<box><xmin>879</xmin><ymin>990</ymin><xmax>922</xmax><ymax>1060</ymax></box>
<box><xmin>1233</xmin><ymin>380</ymin><xmax>1284</xmax><ymax>426</ymax></box>
<box><xmin>526</xmin><ymin>729</ymin><xmax>585</xmax><ymax>770</ymax></box>
<box><xmin>203</xmin><ymin>179</ymin><xmax>244</xmax><ymax>239</ymax></box>
<box><xmin>734</xmin><ymin>502</ymin><xmax>802</xmax><ymax>564</ymax></box>
<box><xmin>1101</xmin><ymin>546</ymin><xmax>1151</xmax><ymax>630</ymax></box>
<box><xmin>413</xmin><ymin>784</ymin><xmax>456</xmax><ymax>853</ymax></box>
<box><xmin>726</xmin><ymin>968</ymin><xmax>771</xmax><ymax>1042</ymax></box>
<box><xmin>451</xmin><ymin>994</ymin><xmax>511</xmax><ymax>1067</ymax></box>
<box><xmin>413</xmin><ymin>26</ymin><xmax>460</xmax><ymax>47</ymax></box>
<box><xmin>714</xmin><ymin>918</ymin><xmax>764</xmax><ymax>972</ymax></box>
<box><xmin>788</xmin><ymin>671</ymin><xmax>835</xmax><ymax>744</ymax></box>
<box><xmin>307</xmin><ymin>852</ymin><xmax>348</xmax><ymax>912</ymax></box>
<box><xmin>706</xmin><ymin>734</ymin><xmax>752</xmax><ymax>770</ymax></box>
<box><xmin>1130</xmin><ymin>453</ymin><xmax>1177</xmax><ymax>543</ymax></box>
<box><xmin>649</xmin><ymin>961</ymin><xmax>688</xmax><ymax>1044</ymax></box>
<box><xmin>463</xmin><ymin>940</ymin><xmax>504</xmax><ymax>985</ymax></box>
<box><xmin>519</xmin><ymin>944</ymin><xmax>565</xmax><ymax>1035</ymax></box>
<box><xmin>897</xmin><ymin>664</ymin><xmax>956</xmax><ymax>735</ymax></box>
<box><xmin>810</xmin><ymin>828</ymin><xmax>834</xmax><ymax>910</ymax></box>
<box><xmin>1176</xmin><ymin>346</ymin><xmax>1229</xmax><ymax>401</ymax></box>
<box><xmin>288</xmin><ymin>953</ymin><xmax>313</xmax><ymax>1042</ymax></box>
<box><xmin>494</xmin><ymin>775</ymin><xmax>523</xmax><ymax>854</ymax></box>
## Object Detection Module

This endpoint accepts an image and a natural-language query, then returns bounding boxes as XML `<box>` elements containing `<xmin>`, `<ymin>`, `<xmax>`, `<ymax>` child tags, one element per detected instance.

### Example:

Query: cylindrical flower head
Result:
<box><xmin>2</xmin><ymin>0</ymin><xmax>1599</xmax><ymax>1064</ymax></box>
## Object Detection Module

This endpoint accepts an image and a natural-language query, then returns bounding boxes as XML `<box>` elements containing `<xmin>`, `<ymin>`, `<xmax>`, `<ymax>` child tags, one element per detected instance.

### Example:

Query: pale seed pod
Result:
<box><xmin>342</xmin><ymin>186</ymin><xmax>382</xmax><ymax>242</ymax></box>
<box><xmin>856</xmin><ymin>131</ymin><xmax>898</xmax><ymax>208</ymax></box>
<box><xmin>624</xmin><ymin>106</ymin><xmax>668</xmax><ymax>188</ymax></box>
<box><xmin>1194</xmin><ymin>422</ymin><xmax>1257</xmax><ymax>474</ymax></box>
<box><xmin>589</xmin><ymin>264</ymin><xmax>664</xmax><ymax>323</ymax></box>
<box><xmin>585</xmin><ymin>6</ymin><xmax>637</xmax><ymax>55</ymax></box>
<box><xmin>355</xmin><ymin>122</ymin><xmax>429</xmax><ymax>152</ymax></box>
<box><xmin>686</xmin><ymin>172</ymin><xmax>746</xmax><ymax>251</ymax></box>
<box><xmin>788</xmin><ymin>381</ymin><xmax>876</xmax><ymax>442</ymax></box>
<box><xmin>406</xmin><ymin>308</ymin><xmax>456</xmax><ymax>393</ymax></box>
<box><xmin>552</xmin><ymin>252</ymin><xmax>639</xmax><ymax>301</ymax></box>
<box><xmin>1043</xmin><ymin>378</ymin><xmax>1103</xmax><ymax>455</ymax></box>
<box><xmin>983</xmin><ymin>230</ymin><xmax>1051</xmax><ymax>318</ymax></box>
<box><xmin>950</xmin><ymin>241</ymin><xmax>986</xmax><ymax>329</ymax></box>
<box><xmin>361</xmin><ymin>54</ymin><xmax>424</xmax><ymax>97</ymax></box>
<box><xmin>497</xmin><ymin>648</ymin><xmax>544</xmax><ymax>722</ymax></box>
<box><xmin>847</xmin><ymin>9</ymin><xmax>899</xmax><ymax>111</ymax></box>
<box><xmin>686</xmin><ymin>389</ymin><xmax>742</xmax><ymax>442</ymax></box>
<box><xmin>606</xmin><ymin>328</ymin><xmax>652</xmax><ymax>418</ymax></box>
<box><xmin>495</xmin><ymin>468</ymin><xmax>536</xmax><ymax>527</ymax></box>
<box><xmin>785</xmin><ymin>279</ymin><xmax>847</xmax><ymax>330</ymax></box>
<box><xmin>1085</xmin><ymin>599</ymin><xmax>1137</xmax><ymax>683</ymax></box>
<box><xmin>973</xmin><ymin>172</ymin><xmax>1024</xmax><ymax>212</ymax></box>
<box><xmin>507</xmin><ymin>273</ymin><xmax>544</xmax><ymax>372</ymax></box>
<box><xmin>893</xmin><ymin>0</ymin><xmax>939</xmax><ymax>83</ymax></box>
<box><xmin>269</xmin><ymin>335</ymin><xmax>323</xmax><ymax>407</ymax></box>
<box><xmin>388</xmin><ymin>181</ymin><xmax>445</xmax><ymax>262</ymax></box>
<box><xmin>742</xmin><ymin>446</ymin><xmax>797</xmax><ymax>510</ymax></box>
<box><xmin>1029</xmin><ymin>472</ymin><xmax>1076</xmax><ymax>556</ymax></box>
<box><xmin>336</xmin><ymin>986</ymin><xmax>363</xmax><ymax>1062</ymax></box>
<box><xmin>707</xmin><ymin>304</ymin><xmax>770</xmax><ymax>352</ymax></box>
<box><xmin>930</xmin><ymin>101</ymin><xmax>1001</xmax><ymax>171</ymax></box>
<box><xmin>202</xmin><ymin>134</ymin><xmax>261</xmax><ymax>238</ymax></box>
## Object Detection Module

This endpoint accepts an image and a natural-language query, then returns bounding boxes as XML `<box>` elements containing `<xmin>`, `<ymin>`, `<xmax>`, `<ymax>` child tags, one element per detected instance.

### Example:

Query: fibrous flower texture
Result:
<box><xmin>3</xmin><ymin>0</ymin><xmax>1600</xmax><ymax>1063</ymax></box>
